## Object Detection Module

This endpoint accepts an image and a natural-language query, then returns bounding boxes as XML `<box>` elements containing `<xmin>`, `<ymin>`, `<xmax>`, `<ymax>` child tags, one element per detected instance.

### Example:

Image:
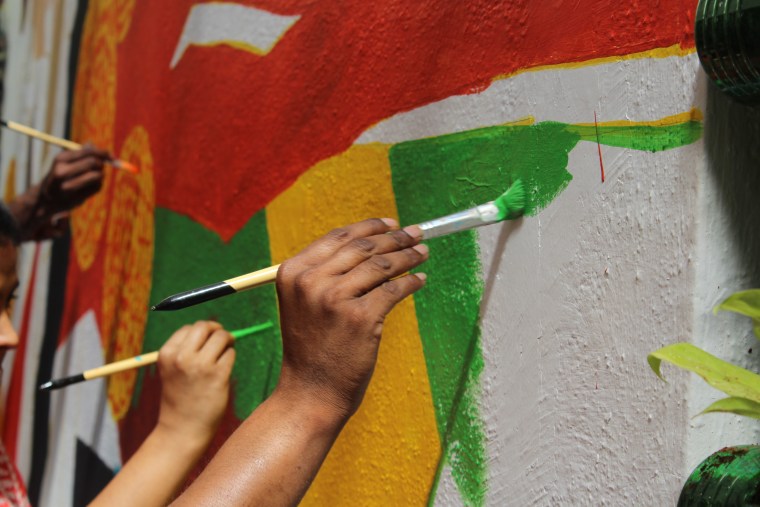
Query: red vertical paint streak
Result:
<box><xmin>3</xmin><ymin>243</ymin><xmax>41</xmax><ymax>462</ymax></box>
<box><xmin>594</xmin><ymin>111</ymin><xmax>606</xmax><ymax>183</ymax></box>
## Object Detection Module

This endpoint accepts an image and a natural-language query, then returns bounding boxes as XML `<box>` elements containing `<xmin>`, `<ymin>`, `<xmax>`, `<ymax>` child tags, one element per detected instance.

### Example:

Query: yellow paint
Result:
<box><xmin>3</xmin><ymin>159</ymin><xmax>16</xmax><ymax>203</ymax></box>
<box><xmin>574</xmin><ymin>107</ymin><xmax>703</xmax><ymax>128</ymax></box>
<box><xmin>190</xmin><ymin>40</ymin><xmax>266</xmax><ymax>57</ymax></box>
<box><xmin>494</xmin><ymin>43</ymin><xmax>695</xmax><ymax>82</ymax></box>
<box><xmin>70</xmin><ymin>0</ymin><xmax>136</xmax><ymax>271</ymax></box>
<box><xmin>101</xmin><ymin>125</ymin><xmax>155</xmax><ymax>420</ymax></box>
<box><xmin>266</xmin><ymin>144</ymin><xmax>441</xmax><ymax>505</ymax></box>
<box><xmin>503</xmin><ymin>116</ymin><xmax>535</xmax><ymax>127</ymax></box>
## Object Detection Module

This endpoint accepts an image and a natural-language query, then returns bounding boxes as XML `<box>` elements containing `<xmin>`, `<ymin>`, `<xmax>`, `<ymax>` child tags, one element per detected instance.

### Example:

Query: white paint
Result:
<box><xmin>38</xmin><ymin>311</ymin><xmax>122</xmax><ymax>507</ymax></box>
<box><xmin>357</xmin><ymin>55</ymin><xmax>699</xmax><ymax>144</ymax></box>
<box><xmin>433</xmin><ymin>465</ymin><xmax>465</xmax><ymax>506</ymax></box>
<box><xmin>370</xmin><ymin>53</ymin><xmax>733</xmax><ymax>504</ymax></box>
<box><xmin>0</xmin><ymin>0</ymin><xmax>82</xmax><ymax>485</ymax></box>
<box><xmin>170</xmin><ymin>3</ymin><xmax>300</xmax><ymax>68</ymax></box>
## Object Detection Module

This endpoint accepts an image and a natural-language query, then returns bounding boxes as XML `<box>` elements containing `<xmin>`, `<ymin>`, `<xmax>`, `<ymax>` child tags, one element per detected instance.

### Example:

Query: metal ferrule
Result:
<box><xmin>418</xmin><ymin>202</ymin><xmax>500</xmax><ymax>240</ymax></box>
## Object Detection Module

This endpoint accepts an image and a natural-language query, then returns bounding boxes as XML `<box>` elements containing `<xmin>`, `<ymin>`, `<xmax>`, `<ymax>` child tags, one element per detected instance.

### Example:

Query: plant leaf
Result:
<box><xmin>648</xmin><ymin>343</ymin><xmax>760</xmax><ymax>403</ymax></box>
<box><xmin>698</xmin><ymin>397</ymin><xmax>760</xmax><ymax>419</ymax></box>
<box><xmin>714</xmin><ymin>289</ymin><xmax>760</xmax><ymax>319</ymax></box>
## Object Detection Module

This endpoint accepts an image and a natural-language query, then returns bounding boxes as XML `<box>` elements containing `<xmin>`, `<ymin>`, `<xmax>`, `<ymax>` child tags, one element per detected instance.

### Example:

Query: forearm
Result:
<box><xmin>89</xmin><ymin>422</ymin><xmax>211</xmax><ymax>507</ymax></box>
<box><xmin>171</xmin><ymin>386</ymin><xmax>347</xmax><ymax>507</ymax></box>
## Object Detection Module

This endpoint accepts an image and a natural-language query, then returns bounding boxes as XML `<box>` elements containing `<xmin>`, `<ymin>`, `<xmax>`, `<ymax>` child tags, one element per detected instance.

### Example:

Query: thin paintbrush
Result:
<box><xmin>0</xmin><ymin>119</ymin><xmax>139</xmax><ymax>174</ymax></box>
<box><xmin>151</xmin><ymin>180</ymin><xmax>527</xmax><ymax>312</ymax></box>
<box><xmin>38</xmin><ymin>322</ymin><xmax>273</xmax><ymax>391</ymax></box>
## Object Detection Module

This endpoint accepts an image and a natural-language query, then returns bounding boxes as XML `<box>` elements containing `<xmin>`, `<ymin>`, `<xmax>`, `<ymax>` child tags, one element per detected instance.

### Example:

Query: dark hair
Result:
<box><xmin>0</xmin><ymin>202</ymin><xmax>21</xmax><ymax>245</ymax></box>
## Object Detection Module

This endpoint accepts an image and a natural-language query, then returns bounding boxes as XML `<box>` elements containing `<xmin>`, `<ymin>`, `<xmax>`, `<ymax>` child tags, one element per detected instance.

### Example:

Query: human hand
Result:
<box><xmin>157</xmin><ymin>321</ymin><xmax>235</xmax><ymax>445</ymax></box>
<box><xmin>275</xmin><ymin>218</ymin><xmax>428</xmax><ymax>420</ymax></box>
<box><xmin>8</xmin><ymin>145</ymin><xmax>111</xmax><ymax>240</ymax></box>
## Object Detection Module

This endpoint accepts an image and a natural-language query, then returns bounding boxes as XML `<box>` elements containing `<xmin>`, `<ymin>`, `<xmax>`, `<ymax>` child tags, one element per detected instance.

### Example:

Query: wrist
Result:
<box><xmin>272</xmin><ymin>376</ymin><xmax>352</xmax><ymax>434</ymax></box>
<box><xmin>155</xmin><ymin>413</ymin><xmax>216</xmax><ymax>455</ymax></box>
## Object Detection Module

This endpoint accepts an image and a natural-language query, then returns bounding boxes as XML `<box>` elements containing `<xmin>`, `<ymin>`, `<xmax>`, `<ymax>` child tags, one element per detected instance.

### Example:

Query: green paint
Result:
<box><xmin>140</xmin><ymin>208</ymin><xmax>282</xmax><ymax>419</ymax></box>
<box><xmin>493</xmin><ymin>179</ymin><xmax>526</xmax><ymax>221</ymax></box>
<box><xmin>231</xmin><ymin>321</ymin><xmax>274</xmax><ymax>339</ymax></box>
<box><xmin>389</xmin><ymin>117</ymin><xmax>701</xmax><ymax>506</ymax></box>
<box><xmin>679</xmin><ymin>445</ymin><xmax>760</xmax><ymax>505</ymax></box>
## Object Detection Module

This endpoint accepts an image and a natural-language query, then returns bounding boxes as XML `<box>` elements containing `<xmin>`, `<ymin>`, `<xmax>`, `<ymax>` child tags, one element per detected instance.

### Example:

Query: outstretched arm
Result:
<box><xmin>172</xmin><ymin>218</ymin><xmax>429</xmax><ymax>506</ymax></box>
<box><xmin>90</xmin><ymin>321</ymin><xmax>235</xmax><ymax>507</ymax></box>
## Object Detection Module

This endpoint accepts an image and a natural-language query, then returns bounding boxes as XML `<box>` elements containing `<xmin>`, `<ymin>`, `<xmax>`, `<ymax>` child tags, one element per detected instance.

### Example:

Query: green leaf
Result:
<box><xmin>714</xmin><ymin>289</ymin><xmax>760</xmax><ymax>319</ymax></box>
<box><xmin>648</xmin><ymin>343</ymin><xmax>760</xmax><ymax>403</ymax></box>
<box><xmin>698</xmin><ymin>397</ymin><xmax>760</xmax><ymax>419</ymax></box>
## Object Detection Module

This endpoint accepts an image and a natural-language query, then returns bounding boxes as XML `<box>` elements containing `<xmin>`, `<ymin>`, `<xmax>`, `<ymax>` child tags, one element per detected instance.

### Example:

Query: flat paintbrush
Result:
<box><xmin>1</xmin><ymin>119</ymin><xmax>139</xmax><ymax>173</ymax></box>
<box><xmin>151</xmin><ymin>179</ymin><xmax>527</xmax><ymax>312</ymax></box>
<box><xmin>38</xmin><ymin>322</ymin><xmax>273</xmax><ymax>391</ymax></box>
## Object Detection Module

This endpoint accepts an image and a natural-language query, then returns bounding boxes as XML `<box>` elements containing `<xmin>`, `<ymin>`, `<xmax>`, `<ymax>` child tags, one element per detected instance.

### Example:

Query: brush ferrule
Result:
<box><xmin>418</xmin><ymin>202</ymin><xmax>499</xmax><ymax>239</ymax></box>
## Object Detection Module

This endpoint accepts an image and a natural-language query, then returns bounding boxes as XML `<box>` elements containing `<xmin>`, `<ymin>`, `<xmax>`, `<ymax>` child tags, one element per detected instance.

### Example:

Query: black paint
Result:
<box><xmin>151</xmin><ymin>281</ymin><xmax>236</xmax><ymax>311</ymax></box>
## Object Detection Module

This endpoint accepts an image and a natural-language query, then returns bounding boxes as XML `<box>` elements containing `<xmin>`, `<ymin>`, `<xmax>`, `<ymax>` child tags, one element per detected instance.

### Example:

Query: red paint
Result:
<box><xmin>594</xmin><ymin>111</ymin><xmax>606</xmax><ymax>183</ymax></box>
<box><xmin>113</xmin><ymin>0</ymin><xmax>696</xmax><ymax>241</ymax></box>
<box><xmin>3</xmin><ymin>244</ymin><xmax>41</xmax><ymax>461</ymax></box>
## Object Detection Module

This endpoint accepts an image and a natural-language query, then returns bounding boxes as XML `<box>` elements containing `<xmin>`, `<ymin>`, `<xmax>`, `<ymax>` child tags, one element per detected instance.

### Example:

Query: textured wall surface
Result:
<box><xmin>3</xmin><ymin>1</ymin><xmax>758</xmax><ymax>506</ymax></box>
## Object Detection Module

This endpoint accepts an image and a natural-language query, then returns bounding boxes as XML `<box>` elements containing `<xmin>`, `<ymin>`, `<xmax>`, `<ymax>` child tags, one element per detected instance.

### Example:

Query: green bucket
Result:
<box><xmin>678</xmin><ymin>445</ymin><xmax>760</xmax><ymax>506</ymax></box>
<box><xmin>696</xmin><ymin>0</ymin><xmax>760</xmax><ymax>103</ymax></box>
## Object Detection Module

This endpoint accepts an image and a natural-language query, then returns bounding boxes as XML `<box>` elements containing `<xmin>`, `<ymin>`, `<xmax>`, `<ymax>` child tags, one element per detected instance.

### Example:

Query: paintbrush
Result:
<box><xmin>151</xmin><ymin>180</ymin><xmax>527</xmax><ymax>312</ymax></box>
<box><xmin>0</xmin><ymin>119</ymin><xmax>139</xmax><ymax>174</ymax></box>
<box><xmin>38</xmin><ymin>322</ymin><xmax>273</xmax><ymax>391</ymax></box>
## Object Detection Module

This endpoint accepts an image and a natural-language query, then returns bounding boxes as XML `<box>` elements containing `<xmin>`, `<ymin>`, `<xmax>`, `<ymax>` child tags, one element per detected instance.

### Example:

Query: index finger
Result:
<box><xmin>291</xmin><ymin>218</ymin><xmax>398</xmax><ymax>268</ymax></box>
<box><xmin>56</xmin><ymin>145</ymin><xmax>112</xmax><ymax>163</ymax></box>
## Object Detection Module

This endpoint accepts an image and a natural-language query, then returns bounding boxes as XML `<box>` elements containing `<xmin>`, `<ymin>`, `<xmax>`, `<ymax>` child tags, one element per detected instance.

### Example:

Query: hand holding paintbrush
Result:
<box><xmin>7</xmin><ymin>145</ymin><xmax>115</xmax><ymax>240</ymax></box>
<box><xmin>151</xmin><ymin>180</ymin><xmax>527</xmax><ymax>311</ymax></box>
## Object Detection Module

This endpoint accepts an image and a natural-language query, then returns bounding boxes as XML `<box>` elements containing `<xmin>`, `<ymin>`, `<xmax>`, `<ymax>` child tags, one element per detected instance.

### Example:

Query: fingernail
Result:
<box><xmin>380</xmin><ymin>218</ymin><xmax>398</xmax><ymax>228</ymax></box>
<box><xmin>413</xmin><ymin>243</ymin><xmax>429</xmax><ymax>256</ymax></box>
<box><xmin>403</xmin><ymin>225</ymin><xmax>423</xmax><ymax>239</ymax></box>
<box><xmin>415</xmin><ymin>272</ymin><xmax>427</xmax><ymax>283</ymax></box>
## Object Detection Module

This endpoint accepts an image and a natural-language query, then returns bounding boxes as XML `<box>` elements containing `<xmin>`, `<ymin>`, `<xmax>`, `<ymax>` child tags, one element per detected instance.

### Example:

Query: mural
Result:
<box><xmin>1</xmin><ymin>0</ymin><xmax>703</xmax><ymax>505</ymax></box>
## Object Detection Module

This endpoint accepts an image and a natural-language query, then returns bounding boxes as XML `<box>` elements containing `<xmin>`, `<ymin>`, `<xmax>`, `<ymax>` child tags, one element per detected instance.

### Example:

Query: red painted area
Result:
<box><xmin>3</xmin><ymin>244</ymin><xmax>41</xmax><ymax>461</ymax></box>
<box><xmin>114</xmin><ymin>0</ymin><xmax>696</xmax><ymax>241</ymax></box>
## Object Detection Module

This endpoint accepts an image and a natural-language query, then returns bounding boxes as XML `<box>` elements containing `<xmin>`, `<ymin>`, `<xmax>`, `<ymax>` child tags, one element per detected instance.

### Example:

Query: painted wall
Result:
<box><xmin>1</xmin><ymin>1</ymin><xmax>757</xmax><ymax>506</ymax></box>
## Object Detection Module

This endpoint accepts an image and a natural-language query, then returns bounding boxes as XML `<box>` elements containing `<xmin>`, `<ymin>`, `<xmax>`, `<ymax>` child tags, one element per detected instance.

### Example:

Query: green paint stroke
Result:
<box><xmin>389</xmin><ymin>117</ymin><xmax>701</xmax><ymax>506</ymax></box>
<box><xmin>140</xmin><ymin>208</ymin><xmax>282</xmax><ymax>419</ymax></box>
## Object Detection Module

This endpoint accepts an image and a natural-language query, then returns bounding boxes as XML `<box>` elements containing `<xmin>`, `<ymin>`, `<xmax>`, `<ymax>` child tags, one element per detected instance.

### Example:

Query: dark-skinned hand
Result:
<box><xmin>274</xmin><ymin>218</ymin><xmax>429</xmax><ymax>419</ymax></box>
<box><xmin>7</xmin><ymin>146</ymin><xmax>110</xmax><ymax>241</ymax></box>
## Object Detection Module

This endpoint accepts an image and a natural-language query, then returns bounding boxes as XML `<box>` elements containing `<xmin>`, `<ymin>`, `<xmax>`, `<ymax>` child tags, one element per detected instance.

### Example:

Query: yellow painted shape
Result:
<box><xmin>494</xmin><ymin>43</ymin><xmax>695</xmax><ymax>82</ymax></box>
<box><xmin>266</xmin><ymin>144</ymin><xmax>441</xmax><ymax>505</ymax></box>
<box><xmin>3</xmin><ymin>159</ymin><xmax>16</xmax><ymax>203</ymax></box>
<box><xmin>574</xmin><ymin>107</ymin><xmax>703</xmax><ymax>128</ymax></box>
<box><xmin>189</xmin><ymin>40</ymin><xmax>266</xmax><ymax>57</ymax></box>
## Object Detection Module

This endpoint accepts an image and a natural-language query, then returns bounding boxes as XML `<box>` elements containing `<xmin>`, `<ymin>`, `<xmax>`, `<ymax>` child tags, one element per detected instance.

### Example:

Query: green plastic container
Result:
<box><xmin>696</xmin><ymin>0</ymin><xmax>760</xmax><ymax>103</ymax></box>
<box><xmin>678</xmin><ymin>445</ymin><xmax>760</xmax><ymax>506</ymax></box>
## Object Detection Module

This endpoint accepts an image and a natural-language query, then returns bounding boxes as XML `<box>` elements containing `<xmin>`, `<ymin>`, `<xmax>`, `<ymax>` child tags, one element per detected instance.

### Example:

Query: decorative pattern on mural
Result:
<box><xmin>100</xmin><ymin>126</ymin><xmax>154</xmax><ymax>419</ymax></box>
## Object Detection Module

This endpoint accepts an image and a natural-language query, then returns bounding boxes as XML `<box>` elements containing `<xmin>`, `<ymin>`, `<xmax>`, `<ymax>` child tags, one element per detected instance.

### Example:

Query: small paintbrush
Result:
<box><xmin>151</xmin><ymin>180</ymin><xmax>527</xmax><ymax>312</ymax></box>
<box><xmin>38</xmin><ymin>322</ymin><xmax>273</xmax><ymax>391</ymax></box>
<box><xmin>1</xmin><ymin>119</ymin><xmax>139</xmax><ymax>174</ymax></box>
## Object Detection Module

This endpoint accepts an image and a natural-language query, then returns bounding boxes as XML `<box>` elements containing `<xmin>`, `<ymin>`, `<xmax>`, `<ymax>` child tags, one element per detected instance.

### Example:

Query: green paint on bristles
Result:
<box><xmin>493</xmin><ymin>179</ymin><xmax>526</xmax><ymax>221</ymax></box>
<box><xmin>231</xmin><ymin>321</ymin><xmax>274</xmax><ymax>339</ymax></box>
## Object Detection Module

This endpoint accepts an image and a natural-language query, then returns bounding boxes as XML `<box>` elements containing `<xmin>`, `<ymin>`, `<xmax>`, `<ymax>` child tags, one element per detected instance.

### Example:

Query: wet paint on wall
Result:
<box><xmin>389</xmin><ymin>114</ymin><xmax>703</xmax><ymax>505</ymax></box>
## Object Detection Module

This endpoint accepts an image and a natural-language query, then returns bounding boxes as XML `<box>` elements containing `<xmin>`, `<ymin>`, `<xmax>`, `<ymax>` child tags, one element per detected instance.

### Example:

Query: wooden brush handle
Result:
<box><xmin>83</xmin><ymin>351</ymin><xmax>159</xmax><ymax>381</ymax></box>
<box><xmin>225</xmin><ymin>264</ymin><xmax>281</xmax><ymax>291</ymax></box>
<box><xmin>5</xmin><ymin>120</ymin><xmax>82</xmax><ymax>150</ymax></box>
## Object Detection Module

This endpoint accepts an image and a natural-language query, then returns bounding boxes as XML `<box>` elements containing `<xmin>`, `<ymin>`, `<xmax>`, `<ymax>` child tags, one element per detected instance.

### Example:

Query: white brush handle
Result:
<box><xmin>418</xmin><ymin>202</ymin><xmax>500</xmax><ymax>239</ymax></box>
